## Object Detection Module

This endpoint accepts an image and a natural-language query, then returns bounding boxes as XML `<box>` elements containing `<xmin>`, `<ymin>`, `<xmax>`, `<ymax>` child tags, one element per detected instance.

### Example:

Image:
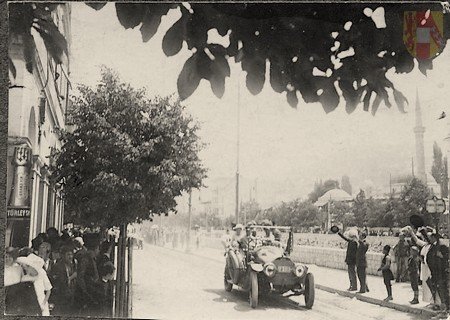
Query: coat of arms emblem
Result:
<box><xmin>403</xmin><ymin>11</ymin><xmax>445</xmax><ymax>60</ymax></box>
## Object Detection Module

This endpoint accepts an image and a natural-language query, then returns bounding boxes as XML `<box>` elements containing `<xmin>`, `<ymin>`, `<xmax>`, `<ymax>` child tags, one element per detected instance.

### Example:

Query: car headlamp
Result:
<box><xmin>294</xmin><ymin>264</ymin><xmax>305</xmax><ymax>278</ymax></box>
<box><xmin>264</xmin><ymin>263</ymin><xmax>276</xmax><ymax>277</ymax></box>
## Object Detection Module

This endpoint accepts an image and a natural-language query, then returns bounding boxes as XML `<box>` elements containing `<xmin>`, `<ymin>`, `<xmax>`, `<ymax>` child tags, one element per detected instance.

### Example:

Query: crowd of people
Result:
<box><xmin>5</xmin><ymin>227</ymin><xmax>116</xmax><ymax>317</ymax></box>
<box><xmin>335</xmin><ymin>226</ymin><xmax>449</xmax><ymax>311</ymax></box>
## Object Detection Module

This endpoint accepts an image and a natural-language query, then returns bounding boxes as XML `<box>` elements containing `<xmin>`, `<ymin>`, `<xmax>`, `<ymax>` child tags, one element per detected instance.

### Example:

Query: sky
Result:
<box><xmin>69</xmin><ymin>3</ymin><xmax>450</xmax><ymax>215</ymax></box>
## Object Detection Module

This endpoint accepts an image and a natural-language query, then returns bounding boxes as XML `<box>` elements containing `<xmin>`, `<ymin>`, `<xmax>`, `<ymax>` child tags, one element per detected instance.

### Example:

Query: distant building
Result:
<box><xmin>390</xmin><ymin>90</ymin><xmax>441</xmax><ymax>198</ymax></box>
<box><xmin>7</xmin><ymin>4</ymin><xmax>72</xmax><ymax>247</ymax></box>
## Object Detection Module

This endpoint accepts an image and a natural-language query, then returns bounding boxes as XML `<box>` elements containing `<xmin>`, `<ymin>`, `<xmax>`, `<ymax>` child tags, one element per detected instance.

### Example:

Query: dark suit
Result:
<box><xmin>338</xmin><ymin>232</ymin><xmax>358</xmax><ymax>290</ymax></box>
<box><xmin>75</xmin><ymin>250</ymin><xmax>100</xmax><ymax>315</ymax></box>
<box><xmin>49</xmin><ymin>259</ymin><xmax>77</xmax><ymax>315</ymax></box>
<box><xmin>356</xmin><ymin>240</ymin><xmax>369</xmax><ymax>292</ymax></box>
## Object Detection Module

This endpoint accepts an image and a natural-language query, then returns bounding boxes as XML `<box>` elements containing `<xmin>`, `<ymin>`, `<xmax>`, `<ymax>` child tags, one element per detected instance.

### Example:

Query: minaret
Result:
<box><xmin>413</xmin><ymin>89</ymin><xmax>427</xmax><ymax>183</ymax></box>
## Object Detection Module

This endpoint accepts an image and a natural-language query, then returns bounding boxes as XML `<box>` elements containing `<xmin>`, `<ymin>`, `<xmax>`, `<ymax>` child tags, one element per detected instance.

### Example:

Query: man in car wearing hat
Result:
<box><xmin>75</xmin><ymin>233</ymin><xmax>101</xmax><ymax>315</ymax></box>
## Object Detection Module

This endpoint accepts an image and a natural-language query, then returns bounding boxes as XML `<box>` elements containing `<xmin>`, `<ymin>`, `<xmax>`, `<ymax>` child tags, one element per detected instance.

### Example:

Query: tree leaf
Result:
<box><xmin>85</xmin><ymin>2</ymin><xmax>107</xmax><ymax>11</ymax></box>
<box><xmin>269</xmin><ymin>61</ymin><xmax>287</xmax><ymax>93</ymax></box>
<box><xmin>287</xmin><ymin>90</ymin><xmax>298</xmax><ymax>108</ymax></box>
<box><xmin>115</xmin><ymin>3</ymin><xmax>144</xmax><ymax>29</ymax></box>
<box><xmin>362</xmin><ymin>89</ymin><xmax>372</xmax><ymax>112</ymax></box>
<box><xmin>394</xmin><ymin>51</ymin><xmax>414</xmax><ymax>74</ymax></box>
<box><xmin>244</xmin><ymin>58</ymin><xmax>266</xmax><ymax>95</ymax></box>
<box><xmin>418</xmin><ymin>59</ymin><xmax>433</xmax><ymax>76</ymax></box>
<box><xmin>210</xmin><ymin>74</ymin><xmax>226</xmax><ymax>98</ymax></box>
<box><xmin>33</xmin><ymin>18</ymin><xmax>68</xmax><ymax>64</ymax></box>
<box><xmin>209</xmin><ymin>55</ymin><xmax>230</xmax><ymax>98</ymax></box>
<box><xmin>23</xmin><ymin>32</ymin><xmax>35</xmax><ymax>73</ymax></box>
<box><xmin>319</xmin><ymin>82</ymin><xmax>339</xmax><ymax>113</ymax></box>
<box><xmin>393</xmin><ymin>88</ymin><xmax>408</xmax><ymax>113</ymax></box>
<box><xmin>177</xmin><ymin>54</ymin><xmax>201</xmax><ymax>100</ymax></box>
<box><xmin>140</xmin><ymin>5</ymin><xmax>171</xmax><ymax>42</ymax></box>
<box><xmin>162</xmin><ymin>17</ymin><xmax>185</xmax><ymax>57</ymax></box>
<box><xmin>339</xmin><ymin>80</ymin><xmax>362</xmax><ymax>114</ymax></box>
<box><xmin>371</xmin><ymin>94</ymin><xmax>382</xmax><ymax>116</ymax></box>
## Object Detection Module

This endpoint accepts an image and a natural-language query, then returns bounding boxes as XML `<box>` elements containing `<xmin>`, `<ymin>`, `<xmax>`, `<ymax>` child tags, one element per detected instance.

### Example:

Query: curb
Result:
<box><xmin>315</xmin><ymin>284</ymin><xmax>439</xmax><ymax>318</ymax></box>
<box><xmin>154</xmin><ymin>246</ymin><xmax>441</xmax><ymax>317</ymax></box>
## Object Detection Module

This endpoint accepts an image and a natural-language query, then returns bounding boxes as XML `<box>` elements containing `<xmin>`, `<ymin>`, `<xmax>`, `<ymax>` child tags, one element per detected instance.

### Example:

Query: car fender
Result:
<box><xmin>249</xmin><ymin>263</ymin><xmax>263</xmax><ymax>272</ymax></box>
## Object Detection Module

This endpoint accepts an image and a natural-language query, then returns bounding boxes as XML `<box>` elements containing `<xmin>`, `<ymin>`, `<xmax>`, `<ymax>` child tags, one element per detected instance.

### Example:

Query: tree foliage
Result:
<box><xmin>261</xmin><ymin>199</ymin><xmax>323</xmax><ymax>231</ymax></box>
<box><xmin>87</xmin><ymin>2</ymin><xmax>450</xmax><ymax>112</ymax></box>
<box><xmin>53</xmin><ymin>68</ymin><xmax>206</xmax><ymax>226</ymax></box>
<box><xmin>8</xmin><ymin>3</ymin><xmax>68</xmax><ymax>75</ymax></box>
<box><xmin>9</xmin><ymin>3</ymin><xmax>449</xmax><ymax>112</ymax></box>
<box><xmin>385</xmin><ymin>178</ymin><xmax>431</xmax><ymax>227</ymax></box>
<box><xmin>431</xmin><ymin>142</ymin><xmax>448</xmax><ymax>197</ymax></box>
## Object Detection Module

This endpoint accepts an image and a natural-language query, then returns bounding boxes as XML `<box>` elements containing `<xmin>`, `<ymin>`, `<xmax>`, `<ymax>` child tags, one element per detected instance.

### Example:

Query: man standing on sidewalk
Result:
<box><xmin>337</xmin><ymin>229</ymin><xmax>358</xmax><ymax>291</ymax></box>
<box><xmin>356</xmin><ymin>232</ymin><xmax>369</xmax><ymax>293</ymax></box>
<box><xmin>393</xmin><ymin>234</ymin><xmax>409</xmax><ymax>282</ymax></box>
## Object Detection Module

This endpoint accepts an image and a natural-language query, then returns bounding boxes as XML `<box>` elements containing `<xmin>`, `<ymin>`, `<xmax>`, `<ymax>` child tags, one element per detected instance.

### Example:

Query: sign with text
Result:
<box><xmin>7</xmin><ymin>207</ymin><xmax>31</xmax><ymax>218</ymax></box>
<box><xmin>426</xmin><ymin>196</ymin><xmax>446</xmax><ymax>214</ymax></box>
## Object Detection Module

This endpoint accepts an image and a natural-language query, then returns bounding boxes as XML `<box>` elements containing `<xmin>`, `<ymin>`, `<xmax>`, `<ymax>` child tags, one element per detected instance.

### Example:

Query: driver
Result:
<box><xmin>246</xmin><ymin>221</ymin><xmax>260</xmax><ymax>251</ymax></box>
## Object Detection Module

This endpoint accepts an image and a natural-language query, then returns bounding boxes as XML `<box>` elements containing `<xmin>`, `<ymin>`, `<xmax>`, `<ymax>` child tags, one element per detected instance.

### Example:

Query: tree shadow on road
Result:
<box><xmin>204</xmin><ymin>288</ymin><xmax>308</xmax><ymax>313</ymax></box>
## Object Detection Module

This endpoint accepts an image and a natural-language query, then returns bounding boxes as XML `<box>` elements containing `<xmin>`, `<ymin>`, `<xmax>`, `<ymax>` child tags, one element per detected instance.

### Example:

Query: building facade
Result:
<box><xmin>7</xmin><ymin>4</ymin><xmax>71</xmax><ymax>248</ymax></box>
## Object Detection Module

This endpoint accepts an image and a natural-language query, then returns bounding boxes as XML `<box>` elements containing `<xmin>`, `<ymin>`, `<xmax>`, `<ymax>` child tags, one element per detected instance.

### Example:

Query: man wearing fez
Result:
<box><xmin>75</xmin><ymin>233</ymin><xmax>101</xmax><ymax>315</ymax></box>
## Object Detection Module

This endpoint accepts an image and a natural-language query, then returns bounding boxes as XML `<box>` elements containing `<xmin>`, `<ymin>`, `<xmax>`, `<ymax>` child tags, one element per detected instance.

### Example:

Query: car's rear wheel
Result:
<box><xmin>249</xmin><ymin>271</ymin><xmax>258</xmax><ymax>308</ymax></box>
<box><xmin>304</xmin><ymin>273</ymin><xmax>315</xmax><ymax>309</ymax></box>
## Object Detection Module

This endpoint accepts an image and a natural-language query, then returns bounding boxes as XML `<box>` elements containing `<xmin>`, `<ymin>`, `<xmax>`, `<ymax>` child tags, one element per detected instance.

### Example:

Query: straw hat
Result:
<box><xmin>233</xmin><ymin>224</ymin><xmax>244</xmax><ymax>230</ymax></box>
<box><xmin>16</xmin><ymin>253</ymin><xmax>44</xmax><ymax>274</ymax></box>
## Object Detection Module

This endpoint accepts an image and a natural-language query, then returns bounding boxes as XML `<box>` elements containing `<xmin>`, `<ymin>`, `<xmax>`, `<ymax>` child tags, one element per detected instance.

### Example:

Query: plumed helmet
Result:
<box><xmin>246</xmin><ymin>220</ymin><xmax>256</xmax><ymax>227</ymax></box>
<box><xmin>260</xmin><ymin>219</ymin><xmax>273</xmax><ymax>226</ymax></box>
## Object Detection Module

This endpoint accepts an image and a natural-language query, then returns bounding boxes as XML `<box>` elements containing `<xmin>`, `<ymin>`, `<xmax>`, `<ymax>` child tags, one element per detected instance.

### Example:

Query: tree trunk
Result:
<box><xmin>114</xmin><ymin>223</ymin><xmax>128</xmax><ymax>317</ymax></box>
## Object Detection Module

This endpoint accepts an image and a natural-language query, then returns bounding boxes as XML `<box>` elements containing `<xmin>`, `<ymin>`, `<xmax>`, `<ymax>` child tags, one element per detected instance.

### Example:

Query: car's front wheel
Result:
<box><xmin>249</xmin><ymin>271</ymin><xmax>258</xmax><ymax>308</ymax></box>
<box><xmin>304</xmin><ymin>273</ymin><xmax>315</xmax><ymax>309</ymax></box>
<box><xmin>224</xmin><ymin>268</ymin><xmax>233</xmax><ymax>292</ymax></box>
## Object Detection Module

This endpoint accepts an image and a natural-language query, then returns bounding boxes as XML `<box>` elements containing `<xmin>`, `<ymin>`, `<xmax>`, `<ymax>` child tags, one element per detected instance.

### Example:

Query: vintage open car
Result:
<box><xmin>224</xmin><ymin>225</ymin><xmax>314</xmax><ymax>309</ymax></box>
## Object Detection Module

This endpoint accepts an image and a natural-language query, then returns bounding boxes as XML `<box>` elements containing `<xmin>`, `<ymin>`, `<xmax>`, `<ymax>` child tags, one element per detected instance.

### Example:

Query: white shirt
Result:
<box><xmin>34</xmin><ymin>267</ymin><xmax>52</xmax><ymax>316</ymax></box>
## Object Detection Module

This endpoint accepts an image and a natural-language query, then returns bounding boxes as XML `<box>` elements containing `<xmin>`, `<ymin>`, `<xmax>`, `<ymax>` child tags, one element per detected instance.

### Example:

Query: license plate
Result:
<box><xmin>278</xmin><ymin>266</ymin><xmax>291</xmax><ymax>273</ymax></box>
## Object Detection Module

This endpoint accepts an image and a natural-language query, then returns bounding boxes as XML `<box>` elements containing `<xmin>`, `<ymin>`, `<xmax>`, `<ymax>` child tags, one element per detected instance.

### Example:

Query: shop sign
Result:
<box><xmin>7</xmin><ymin>207</ymin><xmax>31</xmax><ymax>218</ymax></box>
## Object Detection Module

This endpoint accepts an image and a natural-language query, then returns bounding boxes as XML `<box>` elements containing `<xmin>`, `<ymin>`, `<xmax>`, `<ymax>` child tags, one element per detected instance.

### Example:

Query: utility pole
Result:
<box><xmin>389</xmin><ymin>173</ymin><xmax>392</xmax><ymax>196</ymax></box>
<box><xmin>235</xmin><ymin>73</ymin><xmax>241</xmax><ymax>224</ymax></box>
<box><xmin>186</xmin><ymin>189</ymin><xmax>192</xmax><ymax>253</ymax></box>
<box><xmin>443</xmin><ymin>111</ymin><xmax>450</xmax><ymax>301</ymax></box>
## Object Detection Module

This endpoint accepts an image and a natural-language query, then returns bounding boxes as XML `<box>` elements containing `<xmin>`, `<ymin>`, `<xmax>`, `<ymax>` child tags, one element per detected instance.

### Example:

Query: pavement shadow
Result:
<box><xmin>204</xmin><ymin>288</ymin><xmax>308</xmax><ymax>313</ymax></box>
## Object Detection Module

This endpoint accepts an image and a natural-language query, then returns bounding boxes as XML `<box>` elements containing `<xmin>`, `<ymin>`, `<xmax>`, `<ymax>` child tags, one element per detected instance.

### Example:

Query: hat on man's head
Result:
<box><xmin>17</xmin><ymin>253</ymin><xmax>44</xmax><ymax>272</ymax></box>
<box><xmin>233</xmin><ymin>224</ymin><xmax>244</xmax><ymax>230</ymax></box>
<box><xmin>83</xmin><ymin>233</ymin><xmax>101</xmax><ymax>249</ymax></box>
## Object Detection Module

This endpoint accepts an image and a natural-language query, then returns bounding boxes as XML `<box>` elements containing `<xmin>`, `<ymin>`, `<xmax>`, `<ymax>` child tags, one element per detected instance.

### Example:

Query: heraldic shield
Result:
<box><xmin>403</xmin><ymin>11</ymin><xmax>445</xmax><ymax>60</ymax></box>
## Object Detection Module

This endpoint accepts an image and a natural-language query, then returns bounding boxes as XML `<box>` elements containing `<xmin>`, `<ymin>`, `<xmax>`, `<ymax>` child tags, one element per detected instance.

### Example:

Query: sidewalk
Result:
<box><xmin>168</xmin><ymin>244</ymin><xmax>441</xmax><ymax>318</ymax></box>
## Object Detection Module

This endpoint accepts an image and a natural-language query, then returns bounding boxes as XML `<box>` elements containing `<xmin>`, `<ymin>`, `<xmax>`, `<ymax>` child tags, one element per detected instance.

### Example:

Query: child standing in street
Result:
<box><xmin>378</xmin><ymin>245</ymin><xmax>394</xmax><ymax>301</ymax></box>
<box><xmin>408</xmin><ymin>246</ymin><xmax>420</xmax><ymax>304</ymax></box>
